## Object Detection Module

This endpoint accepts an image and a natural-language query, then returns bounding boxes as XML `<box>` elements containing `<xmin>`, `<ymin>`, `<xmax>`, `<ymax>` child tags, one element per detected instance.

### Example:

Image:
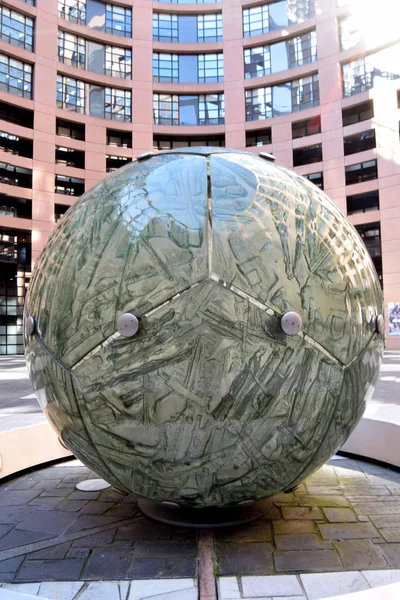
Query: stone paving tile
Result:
<box><xmin>15</xmin><ymin>558</ymin><xmax>84</xmax><ymax>581</ymax></box>
<box><xmin>80</xmin><ymin>502</ymin><xmax>114</xmax><ymax>515</ymax></box>
<box><xmin>218</xmin><ymin>576</ymin><xmax>241</xmax><ymax>599</ymax></box>
<box><xmin>27</xmin><ymin>542</ymin><xmax>71</xmax><ymax>560</ymax></box>
<box><xmin>71</xmin><ymin>530</ymin><xmax>116</xmax><ymax>547</ymax></box>
<box><xmin>38</xmin><ymin>581</ymin><xmax>84</xmax><ymax>600</ymax></box>
<box><xmin>318</xmin><ymin>522</ymin><xmax>380</xmax><ymax>540</ymax></box>
<box><xmin>379</xmin><ymin>544</ymin><xmax>400</xmax><ymax>567</ymax></box>
<box><xmin>297</xmin><ymin>496</ymin><xmax>349</xmax><ymax>507</ymax></box>
<box><xmin>216</xmin><ymin>542</ymin><xmax>274</xmax><ymax>575</ymax></box>
<box><xmin>321</xmin><ymin>508</ymin><xmax>358</xmax><ymax>523</ymax></box>
<box><xmin>281</xmin><ymin>507</ymin><xmax>325</xmax><ymax>520</ymax></box>
<box><xmin>242</xmin><ymin>574</ymin><xmax>303</xmax><ymax>597</ymax></box>
<box><xmin>16</xmin><ymin>512</ymin><xmax>79</xmax><ymax>536</ymax></box>
<box><xmin>134</xmin><ymin>541</ymin><xmax>196</xmax><ymax>558</ymax></box>
<box><xmin>380</xmin><ymin>528</ymin><xmax>400</xmax><ymax>542</ymax></box>
<box><xmin>83</xmin><ymin>547</ymin><xmax>132</xmax><ymax>580</ymax></box>
<box><xmin>127</xmin><ymin>557</ymin><xmax>196</xmax><ymax>578</ymax></box>
<box><xmin>0</xmin><ymin>491</ymin><xmax>41</xmax><ymax>506</ymax></box>
<box><xmin>274</xmin><ymin>549</ymin><xmax>342</xmax><ymax>573</ymax></box>
<box><xmin>128</xmin><ymin>579</ymin><xmax>197</xmax><ymax>600</ymax></box>
<box><xmin>300</xmin><ymin>571</ymin><xmax>370</xmax><ymax>599</ymax></box>
<box><xmin>0</xmin><ymin>529</ymin><xmax>55</xmax><ymax>552</ymax></box>
<box><xmin>0</xmin><ymin>557</ymin><xmax>24</xmax><ymax>573</ymax></box>
<box><xmin>272</xmin><ymin>520</ymin><xmax>317</xmax><ymax>535</ymax></box>
<box><xmin>362</xmin><ymin>569</ymin><xmax>400</xmax><ymax>586</ymax></box>
<box><xmin>275</xmin><ymin>534</ymin><xmax>332</xmax><ymax>551</ymax></box>
<box><xmin>215</xmin><ymin>523</ymin><xmax>272</xmax><ymax>543</ymax></box>
<box><xmin>369</xmin><ymin>515</ymin><xmax>400</xmax><ymax>528</ymax></box>
<box><xmin>332</xmin><ymin>539</ymin><xmax>388</xmax><ymax>569</ymax></box>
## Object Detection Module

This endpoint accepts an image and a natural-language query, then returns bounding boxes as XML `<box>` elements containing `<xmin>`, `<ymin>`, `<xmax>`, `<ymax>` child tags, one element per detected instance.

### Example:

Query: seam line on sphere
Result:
<box><xmin>70</xmin><ymin>279</ymin><xmax>210</xmax><ymax>371</ymax></box>
<box><xmin>210</xmin><ymin>274</ymin><xmax>346</xmax><ymax>370</ymax></box>
<box><xmin>32</xmin><ymin>333</ymin><xmax>70</xmax><ymax>373</ymax></box>
<box><xmin>206</xmin><ymin>156</ymin><xmax>213</xmax><ymax>278</ymax></box>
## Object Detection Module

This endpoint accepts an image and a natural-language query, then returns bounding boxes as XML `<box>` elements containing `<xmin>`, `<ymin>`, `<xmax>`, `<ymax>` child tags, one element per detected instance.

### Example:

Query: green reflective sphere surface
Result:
<box><xmin>25</xmin><ymin>149</ymin><xmax>384</xmax><ymax>507</ymax></box>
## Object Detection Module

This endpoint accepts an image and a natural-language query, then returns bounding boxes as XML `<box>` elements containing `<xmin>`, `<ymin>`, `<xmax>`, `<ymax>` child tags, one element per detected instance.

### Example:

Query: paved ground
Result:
<box><xmin>1</xmin><ymin>455</ymin><xmax>400</xmax><ymax>587</ymax></box>
<box><xmin>1</xmin><ymin>352</ymin><xmax>399</xmax><ymax>434</ymax></box>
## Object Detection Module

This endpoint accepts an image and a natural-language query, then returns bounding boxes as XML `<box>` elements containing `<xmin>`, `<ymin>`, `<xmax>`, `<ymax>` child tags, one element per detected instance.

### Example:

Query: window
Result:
<box><xmin>347</xmin><ymin>190</ymin><xmax>379</xmax><ymax>215</ymax></box>
<box><xmin>244</xmin><ymin>32</ymin><xmax>317</xmax><ymax>79</ymax></box>
<box><xmin>0</xmin><ymin>55</ymin><xmax>32</xmax><ymax>99</ymax></box>
<box><xmin>59</xmin><ymin>1</ymin><xmax>132</xmax><ymax>37</ymax></box>
<box><xmin>304</xmin><ymin>171</ymin><xmax>323</xmax><ymax>189</ymax></box>
<box><xmin>153</xmin><ymin>54</ymin><xmax>178</xmax><ymax>83</ymax></box>
<box><xmin>55</xmin><ymin>203</ymin><xmax>69</xmax><ymax>223</ymax></box>
<box><xmin>243</xmin><ymin>4</ymin><xmax>269</xmax><ymax>37</ymax></box>
<box><xmin>0</xmin><ymin>194</ymin><xmax>31</xmax><ymax>219</ymax></box>
<box><xmin>55</xmin><ymin>146</ymin><xmax>85</xmax><ymax>169</ymax></box>
<box><xmin>57</xmin><ymin>75</ymin><xmax>85</xmax><ymax>113</ymax></box>
<box><xmin>153</xmin><ymin>13</ymin><xmax>222</xmax><ymax>42</ymax></box>
<box><xmin>355</xmin><ymin>222</ymin><xmax>382</xmax><ymax>284</ymax></box>
<box><xmin>153</xmin><ymin>134</ymin><xmax>225</xmax><ymax>150</ymax></box>
<box><xmin>105</xmin><ymin>88</ymin><xmax>131</xmax><ymax>122</ymax></box>
<box><xmin>0</xmin><ymin>101</ymin><xmax>33</xmax><ymax>129</ymax></box>
<box><xmin>246</xmin><ymin>128</ymin><xmax>272</xmax><ymax>147</ymax></box>
<box><xmin>245</xmin><ymin>74</ymin><xmax>319</xmax><ymax>121</ymax></box>
<box><xmin>106</xmin><ymin>155</ymin><xmax>131</xmax><ymax>172</ymax></box>
<box><xmin>293</xmin><ymin>143</ymin><xmax>322</xmax><ymax>166</ymax></box>
<box><xmin>58</xmin><ymin>31</ymin><xmax>86</xmax><ymax>69</ymax></box>
<box><xmin>292</xmin><ymin>116</ymin><xmax>321</xmax><ymax>138</ymax></box>
<box><xmin>198</xmin><ymin>54</ymin><xmax>224</xmax><ymax>83</ymax></box>
<box><xmin>344</xmin><ymin>129</ymin><xmax>376</xmax><ymax>156</ymax></box>
<box><xmin>153</xmin><ymin>94</ymin><xmax>225</xmax><ymax>126</ymax></box>
<box><xmin>243</xmin><ymin>1</ymin><xmax>315</xmax><ymax>37</ymax></box>
<box><xmin>55</xmin><ymin>175</ymin><xmax>84</xmax><ymax>195</ymax></box>
<box><xmin>153</xmin><ymin>53</ymin><xmax>223</xmax><ymax>83</ymax></box>
<box><xmin>197</xmin><ymin>14</ymin><xmax>222</xmax><ymax>42</ymax></box>
<box><xmin>0</xmin><ymin>163</ymin><xmax>32</xmax><ymax>188</ymax></box>
<box><xmin>56</xmin><ymin>118</ymin><xmax>85</xmax><ymax>140</ymax></box>
<box><xmin>0</xmin><ymin>132</ymin><xmax>33</xmax><ymax>158</ymax></box>
<box><xmin>342</xmin><ymin>100</ymin><xmax>373</xmax><ymax>126</ymax></box>
<box><xmin>107</xmin><ymin>129</ymin><xmax>132</xmax><ymax>148</ymax></box>
<box><xmin>0</xmin><ymin>6</ymin><xmax>34</xmax><ymax>52</ymax></box>
<box><xmin>58</xmin><ymin>0</ymin><xmax>86</xmax><ymax>26</ymax></box>
<box><xmin>342</xmin><ymin>43</ymin><xmax>400</xmax><ymax>97</ymax></box>
<box><xmin>105</xmin><ymin>4</ymin><xmax>132</xmax><ymax>37</ymax></box>
<box><xmin>58</xmin><ymin>33</ymin><xmax>131</xmax><ymax>79</ymax></box>
<box><xmin>105</xmin><ymin>46</ymin><xmax>131</xmax><ymax>79</ymax></box>
<box><xmin>153</xmin><ymin>14</ymin><xmax>178</xmax><ymax>42</ymax></box>
<box><xmin>22</xmin><ymin>0</ymin><xmax>35</xmax><ymax>5</ymax></box>
<box><xmin>57</xmin><ymin>76</ymin><xmax>131</xmax><ymax>121</ymax></box>
<box><xmin>345</xmin><ymin>159</ymin><xmax>378</xmax><ymax>185</ymax></box>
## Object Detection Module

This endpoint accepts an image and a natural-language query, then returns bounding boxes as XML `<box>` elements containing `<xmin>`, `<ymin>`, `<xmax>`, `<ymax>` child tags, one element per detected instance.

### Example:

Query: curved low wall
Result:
<box><xmin>0</xmin><ymin>422</ymin><xmax>71</xmax><ymax>479</ymax></box>
<box><xmin>341</xmin><ymin>417</ymin><xmax>400</xmax><ymax>468</ymax></box>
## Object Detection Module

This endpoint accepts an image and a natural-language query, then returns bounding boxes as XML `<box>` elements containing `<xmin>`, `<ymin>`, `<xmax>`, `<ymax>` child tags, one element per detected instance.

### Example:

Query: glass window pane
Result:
<box><xmin>178</xmin><ymin>16</ymin><xmax>197</xmax><ymax>42</ymax></box>
<box><xmin>179</xmin><ymin>96</ymin><xmax>198</xmax><ymax>125</ymax></box>
<box><xmin>179</xmin><ymin>55</ymin><xmax>197</xmax><ymax>83</ymax></box>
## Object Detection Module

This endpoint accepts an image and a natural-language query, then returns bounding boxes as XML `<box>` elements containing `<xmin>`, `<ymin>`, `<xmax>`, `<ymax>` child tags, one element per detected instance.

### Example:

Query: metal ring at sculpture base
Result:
<box><xmin>137</xmin><ymin>497</ymin><xmax>273</xmax><ymax>528</ymax></box>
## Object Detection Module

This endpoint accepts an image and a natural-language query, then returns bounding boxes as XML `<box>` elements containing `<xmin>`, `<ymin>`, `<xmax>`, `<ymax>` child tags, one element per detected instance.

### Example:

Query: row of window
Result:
<box><xmin>153</xmin><ymin>93</ymin><xmax>224</xmax><ymax>126</ymax></box>
<box><xmin>343</xmin><ymin>43</ymin><xmax>400</xmax><ymax>98</ymax></box>
<box><xmin>0</xmin><ymin>154</ymin><xmax>379</xmax><ymax>194</ymax></box>
<box><xmin>58</xmin><ymin>31</ymin><xmax>132</xmax><ymax>79</ymax></box>
<box><xmin>56</xmin><ymin>75</ymin><xmax>131</xmax><ymax>122</ymax></box>
<box><xmin>244</xmin><ymin>31</ymin><xmax>317</xmax><ymax>79</ymax></box>
<box><xmin>153</xmin><ymin>53</ymin><xmax>223</xmax><ymax>84</ymax></box>
<box><xmin>153</xmin><ymin>13</ymin><xmax>222</xmax><ymax>43</ymax></box>
<box><xmin>245</xmin><ymin>74</ymin><xmax>319</xmax><ymax>121</ymax></box>
<box><xmin>59</xmin><ymin>0</ymin><xmax>132</xmax><ymax>37</ymax></box>
<box><xmin>243</xmin><ymin>1</ymin><xmax>315</xmax><ymax>38</ymax></box>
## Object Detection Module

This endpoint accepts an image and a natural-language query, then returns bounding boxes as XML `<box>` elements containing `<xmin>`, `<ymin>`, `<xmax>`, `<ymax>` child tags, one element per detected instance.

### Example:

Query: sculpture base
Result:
<box><xmin>137</xmin><ymin>497</ymin><xmax>271</xmax><ymax>528</ymax></box>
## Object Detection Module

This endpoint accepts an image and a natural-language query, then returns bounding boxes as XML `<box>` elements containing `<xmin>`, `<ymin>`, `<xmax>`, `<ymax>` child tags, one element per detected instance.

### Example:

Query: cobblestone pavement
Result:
<box><xmin>1</xmin><ymin>455</ymin><xmax>400</xmax><ymax>586</ymax></box>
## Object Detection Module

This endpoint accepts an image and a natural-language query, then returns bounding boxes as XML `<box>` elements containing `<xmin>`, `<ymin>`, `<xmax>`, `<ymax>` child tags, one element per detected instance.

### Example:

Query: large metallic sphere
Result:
<box><xmin>25</xmin><ymin>149</ymin><xmax>383</xmax><ymax>507</ymax></box>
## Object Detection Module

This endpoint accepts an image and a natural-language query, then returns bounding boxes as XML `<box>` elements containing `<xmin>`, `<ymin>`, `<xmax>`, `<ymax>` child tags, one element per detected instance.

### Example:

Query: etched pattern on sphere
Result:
<box><xmin>25</xmin><ymin>149</ymin><xmax>384</xmax><ymax>507</ymax></box>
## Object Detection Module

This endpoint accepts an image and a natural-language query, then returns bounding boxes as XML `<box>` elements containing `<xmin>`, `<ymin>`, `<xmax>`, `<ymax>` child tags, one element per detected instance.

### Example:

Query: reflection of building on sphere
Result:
<box><xmin>25</xmin><ymin>149</ymin><xmax>383</xmax><ymax>508</ymax></box>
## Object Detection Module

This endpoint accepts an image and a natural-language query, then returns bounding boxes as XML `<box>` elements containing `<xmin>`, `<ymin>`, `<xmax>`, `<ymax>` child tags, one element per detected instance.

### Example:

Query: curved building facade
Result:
<box><xmin>0</xmin><ymin>0</ymin><xmax>399</xmax><ymax>354</ymax></box>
